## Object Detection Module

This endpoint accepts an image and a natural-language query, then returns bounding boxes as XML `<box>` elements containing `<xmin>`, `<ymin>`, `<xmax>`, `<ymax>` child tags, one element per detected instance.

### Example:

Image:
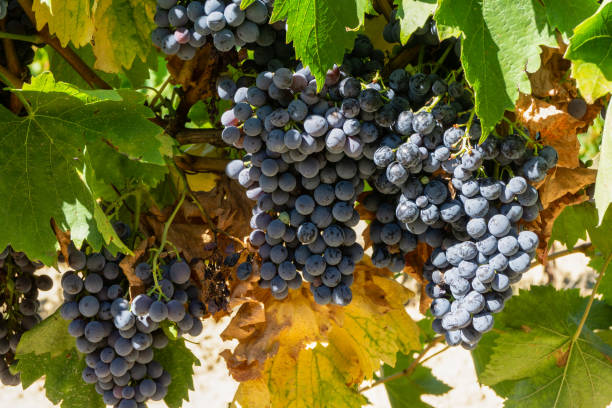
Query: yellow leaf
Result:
<box><xmin>231</xmin><ymin>379</ymin><xmax>271</xmax><ymax>408</ymax></box>
<box><xmin>571</xmin><ymin>60</ymin><xmax>612</xmax><ymax>104</ymax></box>
<box><xmin>333</xmin><ymin>273</ymin><xmax>420</xmax><ymax>374</ymax></box>
<box><xmin>92</xmin><ymin>0</ymin><xmax>156</xmax><ymax>72</ymax></box>
<box><xmin>33</xmin><ymin>0</ymin><xmax>94</xmax><ymax>47</ymax></box>
<box><xmin>187</xmin><ymin>173</ymin><xmax>219</xmax><ymax>192</ymax></box>
<box><xmin>264</xmin><ymin>344</ymin><xmax>368</xmax><ymax>408</ymax></box>
<box><xmin>223</xmin><ymin>262</ymin><xmax>420</xmax><ymax>408</ymax></box>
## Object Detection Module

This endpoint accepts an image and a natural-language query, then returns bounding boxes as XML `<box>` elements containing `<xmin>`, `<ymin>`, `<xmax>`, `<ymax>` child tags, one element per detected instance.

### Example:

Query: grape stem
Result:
<box><xmin>553</xmin><ymin>251</ymin><xmax>611</xmax><ymax>406</ymax></box>
<box><xmin>417</xmin><ymin>46</ymin><xmax>425</xmax><ymax>72</ymax></box>
<box><xmin>0</xmin><ymin>70</ymin><xmax>32</xmax><ymax>114</ymax></box>
<box><xmin>0</xmin><ymin>31</ymin><xmax>43</xmax><ymax>43</ymax></box>
<box><xmin>420</xmin><ymin>95</ymin><xmax>443</xmax><ymax>113</ymax></box>
<box><xmin>502</xmin><ymin>116</ymin><xmax>541</xmax><ymax>149</ymax></box>
<box><xmin>149</xmin><ymin>189</ymin><xmax>186</xmax><ymax>300</ymax></box>
<box><xmin>359</xmin><ymin>336</ymin><xmax>447</xmax><ymax>392</ymax></box>
<box><xmin>431</xmin><ymin>41</ymin><xmax>455</xmax><ymax>75</ymax></box>
<box><xmin>131</xmin><ymin>190</ymin><xmax>142</xmax><ymax>248</ymax></box>
<box><xmin>571</xmin><ymin>252</ymin><xmax>611</xmax><ymax>343</ymax></box>
<box><xmin>104</xmin><ymin>186</ymin><xmax>143</xmax><ymax>216</ymax></box>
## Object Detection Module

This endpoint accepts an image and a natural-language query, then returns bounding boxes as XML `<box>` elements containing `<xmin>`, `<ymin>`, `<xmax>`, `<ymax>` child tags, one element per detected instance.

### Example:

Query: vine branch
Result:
<box><xmin>388</xmin><ymin>46</ymin><xmax>421</xmax><ymax>72</ymax></box>
<box><xmin>175</xmin><ymin>128</ymin><xmax>224</xmax><ymax>146</ymax></box>
<box><xmin>174</xmin><ymin>156</ymin><xmax>230</xmax><ymax>173</ymax></box>
<box><xmin>0</xmin><ymin>71</ymin><xmax>32</xmax><ymax>114</ymax></box>
<box><xmin>374</xmin><ymin>0</ymin><xmax>393</xmax><ymax>21</ymax></box>
<box><xmin>359</xmin><ymin>336</ymin><xmax>445</xmax><ymax>392</ymax></box>
<box><xmin>0</xmin><ymin>64</ymin><xmax>21</xmax><ymax>88</ymax></box>
<box><xmin>545</xmin><ymin>242</ymin><xmax>593</xmax><ymax>263</ymax></box>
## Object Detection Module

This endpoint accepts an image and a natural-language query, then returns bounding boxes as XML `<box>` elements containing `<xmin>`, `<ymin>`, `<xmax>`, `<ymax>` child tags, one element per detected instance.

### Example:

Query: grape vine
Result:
<box><xmin>0</xmin><ymin>0</ymin><xmax>610</xmax><ymax>408</ymax></box>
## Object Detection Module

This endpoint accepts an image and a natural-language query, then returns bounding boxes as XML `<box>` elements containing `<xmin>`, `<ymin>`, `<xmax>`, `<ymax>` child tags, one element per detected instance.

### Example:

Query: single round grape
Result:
<box><xmin>170</xmin><ymin>261</ymin><xmax>191</xmax><ymax>284</ymax></box>
<box><xmin>213</xmin><ymin>29</ymin><xmax>236</xmax><ymax>52</ymax></box>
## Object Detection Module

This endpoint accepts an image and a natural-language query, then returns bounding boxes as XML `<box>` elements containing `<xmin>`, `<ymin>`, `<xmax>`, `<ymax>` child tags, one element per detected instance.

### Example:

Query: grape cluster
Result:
<box><xmin>60</xmin><ymin>226</ymin><xmax>205</xmax><ymax>407</ymax></box>
<box><xmin>420</xmin><ymin>140</ymin><xmax>556</xmax><ymax>349</ymax></box>
<box><xmin>0</xmin><ymin>247</ymin><xmax>54</xmax><ymax>386</ymax></box>
<box><xmin>219</xmin><ymin>62</ymin><xmax>416</xmax><ymax>305</ymax></box>
<box><xmin>361</xmin><ymin>70</ymin><xmax>557</xmax><ymax>347</ymax></box>
<box><xmin>152</xmin><ymin>0</ymin><xmax>282</xmax><ymax>60</ymax></box>
<box><xmin>0</xmin><ymin>0</ymin><xmax>39</xmax><ymax>108</ymax></box>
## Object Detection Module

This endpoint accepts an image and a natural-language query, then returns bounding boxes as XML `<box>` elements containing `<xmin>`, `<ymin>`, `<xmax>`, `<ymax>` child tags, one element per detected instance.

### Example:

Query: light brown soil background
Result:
<box><xmin>0</xmin><ymin>246</ymin><xmax>608</xmax><ymax>408</ymax></box>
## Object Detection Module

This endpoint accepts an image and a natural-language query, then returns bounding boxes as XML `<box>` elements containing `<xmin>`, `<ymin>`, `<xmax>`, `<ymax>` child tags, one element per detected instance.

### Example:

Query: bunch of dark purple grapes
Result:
<box><xmin>152</xmin><ymin>0</ymin><xmax>285</xmax><ymax>60</ymax></box>
<box><xmin>0</xmin><ymin>247</ymin><xmax>53</xmax><ymax>386</ymax></box>
<box><xmin>59</xmin><ymin>224</ymin><xmax>205</xmax><ymax>408</ymax></box>
<box><xmin>420</xmin><ymin>134</ymin><xmax>556</xmax><ymax>349</ymax></box>
<box><xmin>220</xmin><ymin>63</ymin><xmax>379</xmax><ymax>306</ymax></box>
<box><xmin>364</xmin><ymin>71</ymin><xmax>557</xmax><ymax>348</ymax></box>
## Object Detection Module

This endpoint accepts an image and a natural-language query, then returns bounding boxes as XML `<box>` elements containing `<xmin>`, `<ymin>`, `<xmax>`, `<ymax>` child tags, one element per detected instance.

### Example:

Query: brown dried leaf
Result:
<box><xmin>119</xmin><ymin>236</ymin><xmax>155</xmax><ymax>299</ymax></box>
<box><xmin>526</xmin><ymin>189</ymin><xmax>591</xmax><ymax>263</ymax></box>
<box><xmin>537</xmin><ymin>167</ymin><xmax>597</xmax><ymax>209</ymax></box>
<box><xmin>222</xmin><ymin>262</ymin><xmax>419</xmax><ymax>403</ymax></box>
<box><xmin>516</xmin><ymin>94</ymin><xmax>583</xmax><ymax>168</ymax></box>
<box><xmin>222</xmin><ymin>301</ymin><xmax>266</xmax><ymax>340</ymax></box>
<box><xmin>51</xmin><ymin>218</ymin><xmax>71</xmax><ymax>262</ymax></box>
<box><xmin>166</xmin><ymin>43</ymin><xmax>238</xmax><ymax>106</ymax></box>
<box><xmin>403</xmin><ymin>243</ymin><xmax>433</xmax><ymax>284</ymax></box>
<box><xmin>356</xmin><ymin>192</ymin><xmax>376</xmax><ymax>221</ymax></box>
<box><xmin>419</xmin><ymin>283</ymin><xmax>432</xmax><ymax>315</ymax></box>
<box><xmin>527</xmin><ymin>47</ymin><xmax>573</xmax><ymax>103</ymax></box>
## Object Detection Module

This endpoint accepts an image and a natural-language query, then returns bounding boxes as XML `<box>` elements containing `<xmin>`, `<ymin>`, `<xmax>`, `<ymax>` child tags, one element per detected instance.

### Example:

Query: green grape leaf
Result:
<box><xmin>435</xmin><ymin>0</ymin><xmax>556</xmax><ymax>133</ymax></box>
<box><xmin>355</xmin><ymin>0</ymin><xmax>372</xmax><ymax>24</ymax></box>
<box><xmin>87</xmin><ymin>141</ymin><xmax>168</xmax><ymax>192</ymax></box>
<box><xmin>32</xmin><ymin>0</ymin><xmax>94</xmax><ymax>47</ymax></box>
<box><xmin>92</xmin><ymin>0</ymin><xmax>157</xmax><ymax>73</ymax></box>
<box><xmin>550</xmin><ymin>201</ymin><xmax>612</xmax><ymax>256</ymax></box>
<box><xmin>594</xmin><ymin>102</ymin><xmax>612</xmax><ymax>225</ymax></box>
<box><xmin>540</xmin><ymin>0</ymin><xmax>599</xmax><ymax>39</ymax></box>
<box><xmin>15</xmin><ymin>315</ymin><xmax>102</xmax><ymax>408</ymax></box>
<box><xmin>120</xmin><ymin>47</ymin><xmax>159</xmax><ymax>89</ymax></box>
<box><xmin>240</xmin><ymin>0</ymin><xmax>257</xmax><ymax>9</ymax></box>
<box><xmin>571</xmin><ymin>59</ymin><xmax>612</xmax><ymax>103</ymax></box>
<box><xmin>477</xmin><ymin>286</ymin><xmax>612</xmax><ymax>408</ymax></box>
<box><xmin>549</xmin><ymin>202</ymin><xmax>597</xmax><ymax>249</ymax></box>
<box><xmin>16</xmin><ymin>311</ymin><xmax>74</xmax><ymax>358</ymax></box>
<box><xmin>588</xmin><ymin>204</ymin><xmax>612</xmax><ymax>257</ymax></box>
<box><xmin>394</xmin><ymin>0</ymin><xmax>437</xmax><ymax>44</ymax></box>
<box><xmin>566</xmin><ymin>2</ymin><xmax>612</xmax><ymax>83</ymax></box>
<box><xmin>589</xmin><ymin>256</ymin><xmax>612</xmax><ymax>307</ymax></box>
<box><xmin>271</xmin><ymin>0</ymin><xmax>365</xmax><ymax>90</ymax></box>
<box><xmin>15</xmin><ymin>350</ymin><xmax>103</xmax><ymax>408</ymax></box>
<box><xmin>382</xmin><ymin>352</ymin><xmax>451</xmax><ymax>408</ymax></box>
<box><xmin>0</xmin><ymin>73</ymin><xmax>170</xmax><ymax>264</ymax></box>
<box><xmin>155</xmin><ymin>339</ymin><xmax>201</xmax><ymax>408</ymax></box>
<box><xmin>22</xmin><ymin>74</ymin><xmax>173</xmax><ymax>165</ymax></box>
